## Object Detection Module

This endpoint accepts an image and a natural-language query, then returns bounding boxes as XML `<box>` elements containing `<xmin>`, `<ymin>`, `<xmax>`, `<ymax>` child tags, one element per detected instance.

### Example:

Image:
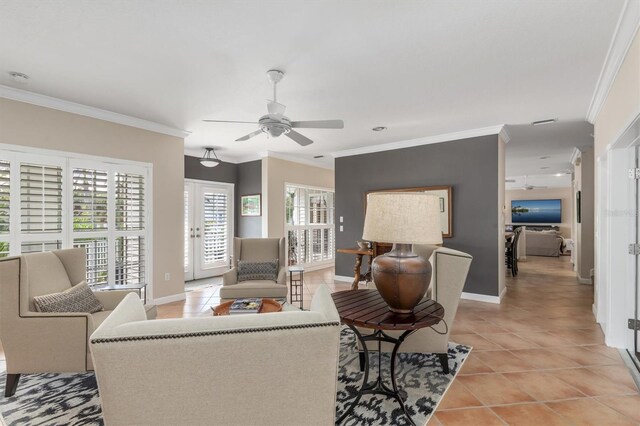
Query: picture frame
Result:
<box><xmin>365</xmin><ymin>185</ymin><xmax>453</xmax><ymax>238</ymax></box>
<box><xmin>241</xmin><ymin>194</ymin><xmax>261</xmax><ymax>217</ymax></box>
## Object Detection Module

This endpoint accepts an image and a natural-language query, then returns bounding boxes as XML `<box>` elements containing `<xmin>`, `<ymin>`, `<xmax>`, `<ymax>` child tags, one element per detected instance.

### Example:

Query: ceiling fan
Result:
<box><xmin>203</xmin><ymin>70</ymin><xmax>344</xmax><ymax>146</ymax></box>
<box><xmin>506</xmin><ymin>176</ymin><xmax>547</xmax><ymax>190</ymax></box>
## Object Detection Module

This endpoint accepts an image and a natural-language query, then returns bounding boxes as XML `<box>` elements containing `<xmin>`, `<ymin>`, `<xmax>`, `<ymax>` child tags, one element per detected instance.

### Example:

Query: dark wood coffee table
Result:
<box><xmin>332</xmin><ymin>290</ymin><xmax>445</xmax><ymax>426</ymax></box>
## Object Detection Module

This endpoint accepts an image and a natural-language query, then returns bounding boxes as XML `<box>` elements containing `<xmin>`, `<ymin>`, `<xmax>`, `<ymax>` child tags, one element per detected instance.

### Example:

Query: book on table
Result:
<box><xmin>229</xmin><ymin>298</ymin><xmax>263</xmax><ymax>314</ymax></box>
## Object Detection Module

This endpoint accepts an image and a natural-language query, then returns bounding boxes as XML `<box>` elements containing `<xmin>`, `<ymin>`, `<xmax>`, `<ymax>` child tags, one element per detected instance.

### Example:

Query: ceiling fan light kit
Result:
<box><xmin>203</xmin><ymin>69</ymin><xmax>344</xmax><ymax>146</ymax></box>
<box><xmin>199</xmin><ymin>147</ymin><xmax>221</xmax><ymax>168</ymax></box>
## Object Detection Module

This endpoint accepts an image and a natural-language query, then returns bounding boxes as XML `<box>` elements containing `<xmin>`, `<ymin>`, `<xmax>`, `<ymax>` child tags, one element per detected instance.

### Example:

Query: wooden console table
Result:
<box><xmin>336</xmin><ymin>247</ymin><xmax>374</xmax><ymax>290</ymax></box>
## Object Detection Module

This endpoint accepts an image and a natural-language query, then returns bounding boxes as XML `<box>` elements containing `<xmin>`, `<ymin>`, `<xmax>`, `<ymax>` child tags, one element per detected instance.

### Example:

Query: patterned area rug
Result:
<box><xmin>0</xmin><ymin>328</ymin><xmax>470</xmax><ymax>426</ymax></box>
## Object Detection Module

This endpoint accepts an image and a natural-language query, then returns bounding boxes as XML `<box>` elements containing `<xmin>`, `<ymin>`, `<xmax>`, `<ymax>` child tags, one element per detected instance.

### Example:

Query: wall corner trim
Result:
<box><xmin>0</xmin><ymin>85</ymin><xmax>190</xmax><ymax>138</ymax></box>
<box><xmin>460</xmin><ymin>291</ymin><xmax>501</xmax><ymax>304</ymax></box>
<box><xmin>586</xmin><ymin>0</ymin><xmax>640</xmax><ymax>124</ymax></box>
<box><xmin>259</xmin><ymin>150</ymin><xmax>334</xmax><ymax>170</ymax></box>
<box><xmin>154</xmin><ymin>292</ymin><xmax>187</xmax><ymax>305</ymax></box>
<box><xmin>330</xmin><ymin>125</ymin><xmax>504</xmax><ymax>158</ymax></box>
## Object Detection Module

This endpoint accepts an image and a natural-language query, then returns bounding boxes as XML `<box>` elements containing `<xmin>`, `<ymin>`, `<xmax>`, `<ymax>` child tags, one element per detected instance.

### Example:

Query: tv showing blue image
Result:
<box><xmin>511</xmin><ymin>199</ymin><xmax>562</xmax><ymax>223</ymax></box>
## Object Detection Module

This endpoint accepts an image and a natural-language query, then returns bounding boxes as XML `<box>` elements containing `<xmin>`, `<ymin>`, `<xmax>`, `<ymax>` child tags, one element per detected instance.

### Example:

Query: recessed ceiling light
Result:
<box><xmin>8</xmin><ymin>71</ymin><xmax>29</xmax><ymax>83</ymax></box>
<box><xmin>313</xmin><ymin>155</ymin><xmax>324</xmax><ymax>159</ymax></box>
<box><xmin>539</xmin><ymin>156</ymin><xmax>551</xmax><ymax>159</ymax></box>
<box><xmin>531</xmin><ymin>118</ymin><xmax>558</xmax><ymax>126</ymax></box>
<box><xmin>372</xmin><ymin>126</ymin><xmax>387</xmax><ymax>132</ymax></box>
<box><xmin>554</xmin><ymin>173</ymin><xmax>564</xmax><ymax>177</ymax></box>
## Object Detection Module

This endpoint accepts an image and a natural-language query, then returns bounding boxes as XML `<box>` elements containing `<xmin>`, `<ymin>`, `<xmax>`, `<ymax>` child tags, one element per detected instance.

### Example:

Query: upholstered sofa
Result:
<box><xmin>0</xmin><ymin>248</ymin><xmax>152</xmax><ymax>397</ymax></box>
<box><xmin>525</xmin><ymin>230</ymin><xmax>563</xmax><ymax>257</ymax></box>
<box><xmin>362</xmin><ymin>245</ymin><xmax>473</xmax><ymax>373</ymax></box>
<box><xmin>220</xmin><ymin>237</ymin><xmax>287</xmax><ymax>299</ymax></box>
<box><xmin>90</xmin><ymin>285</ymin><xmax>341</xmax><ymax>426</ymax></box>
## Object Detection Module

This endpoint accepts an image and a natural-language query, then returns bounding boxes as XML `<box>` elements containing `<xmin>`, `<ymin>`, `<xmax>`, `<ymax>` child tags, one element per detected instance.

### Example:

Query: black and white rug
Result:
<box><xmin>0</xmin><ymin>328</ymin><xmax>470</xmax><ymax>426</ymax></box>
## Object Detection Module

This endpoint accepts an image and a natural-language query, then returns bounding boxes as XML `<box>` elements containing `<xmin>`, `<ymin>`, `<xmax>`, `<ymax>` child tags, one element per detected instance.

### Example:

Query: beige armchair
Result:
<box><xmin>90</xmin><ymin>285</ymin><xmax>341</xmax><ymax>426</ymax></box>
<box><xmin>220</xmin><ymin>237</ymin><xmax>287</xmax><ymax>299</ymax></box>
<box><xmin>361</xmin><ymin>246</ymin><xmax>472</xmax><ymax>373</ymax></box>
<box><xmin>0</xmin><ymin>248</ymin><xmax>138</xmax><ymax>397</ymax></box>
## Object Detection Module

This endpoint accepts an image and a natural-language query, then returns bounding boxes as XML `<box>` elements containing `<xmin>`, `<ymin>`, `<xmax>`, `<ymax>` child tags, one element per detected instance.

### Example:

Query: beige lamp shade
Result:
<box><xmin>362</xmin><ymin>192</ymin><xmax>443</xmax><ymax>245</ymax></box>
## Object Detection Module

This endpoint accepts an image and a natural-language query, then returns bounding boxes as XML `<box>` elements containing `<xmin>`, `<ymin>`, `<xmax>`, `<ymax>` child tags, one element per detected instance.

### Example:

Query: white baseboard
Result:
<box><xmin>578</xmin><ymin>275</ymin><xmax>593</xmax><ymax>285</ymax></box>
<box><xmin>499</xmin><ymin>286</ymin><xmax>507</xmax><ymax>301</ymax></box>
<box><xmin>461</xmin><ymin>291</ymin><xmax>501</xmax><ymax>304</ymax></box>
<box><xmin>334</xmin><ymin>275</ymin><xmax>354</xmax><ymax>283</ymax></box>
<box><xmin>154</xmin><ymin>292</ymin><xmax>186</xmax><ymax>305</ymax></box>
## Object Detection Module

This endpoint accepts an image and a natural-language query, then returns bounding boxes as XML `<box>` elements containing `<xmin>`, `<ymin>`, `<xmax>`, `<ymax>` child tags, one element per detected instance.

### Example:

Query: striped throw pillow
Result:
<box><xmin>237</xmin><ymin>260</ymin><xmax>279</xmax><ymax>282</ymax></box>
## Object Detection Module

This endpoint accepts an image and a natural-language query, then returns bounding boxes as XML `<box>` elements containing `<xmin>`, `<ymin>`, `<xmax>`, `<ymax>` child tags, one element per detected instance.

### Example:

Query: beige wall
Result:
<box><xmin>505</xmin><ymin>187</ymin><xmax>574</xmax><ymax>238</ymax></box>
<box><xmin>262</xmin><ymin>157</ymin><xmax>334</xmax><ymax>238</ymax></box>
<box><xmin>0</xmin><ymin>98</ymin><xmax>185</xmax><ymax>300</ymax></box>
<box><xmin>595</xmin><ymin>32</ymin><xmax>640</xmax><ymax>158</ymax></box>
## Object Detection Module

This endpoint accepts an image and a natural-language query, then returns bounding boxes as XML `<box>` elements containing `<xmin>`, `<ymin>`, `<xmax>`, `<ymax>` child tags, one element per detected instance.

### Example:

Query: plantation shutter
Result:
<box><xmin>73</xmin><ymin>168</ymin><xmax>108</xmax><ymax>231</ymax></box>
<box><xmin>0</xmin><ymin>161</ymin><xmax>9</xmax><ymax>235</ymax></box>
<box><xmin>202</xmin><ymin>191</ymin><xmax>228</xmax><ymax>264</ymax></box>
<box><xmin>115</xmin><ymin>236</ymin><xmax>145</xmax><ymax>285</ymax></box>
<box><xmin>115</xmin><ymin>173</ymin><xmax>144</xmax><ymax>231</ymax></box>
<box><xmin>20</xmin><ymin>163</ymin><xmax>63</xmax><ymax>233</ymax></box>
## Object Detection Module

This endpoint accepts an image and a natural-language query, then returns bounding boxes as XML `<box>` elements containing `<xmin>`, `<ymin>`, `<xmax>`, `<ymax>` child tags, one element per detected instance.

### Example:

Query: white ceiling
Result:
<box><xmin>505</xmin><ymin>120</ymin><xmax>594</xmax><ymax>188</ymax></box>
<box><xmin>0</xmin><ymin>0</ymin><xmax>625</xmax><ymax>164</ymax></box>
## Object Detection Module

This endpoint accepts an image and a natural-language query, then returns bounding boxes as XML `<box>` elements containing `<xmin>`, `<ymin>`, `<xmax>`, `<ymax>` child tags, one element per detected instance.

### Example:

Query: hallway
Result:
<box><xmin>433</xmin><ymin>255</ymin><xmax>640</xmax><ymax>424</ymax></box>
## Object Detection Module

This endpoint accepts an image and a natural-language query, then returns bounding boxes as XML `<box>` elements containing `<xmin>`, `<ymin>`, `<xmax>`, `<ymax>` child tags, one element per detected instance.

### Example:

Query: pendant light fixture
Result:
<box><xmin>199</xmin><ymin>147</ymin><xmax>221</xmax><ymax>168</ymax></box>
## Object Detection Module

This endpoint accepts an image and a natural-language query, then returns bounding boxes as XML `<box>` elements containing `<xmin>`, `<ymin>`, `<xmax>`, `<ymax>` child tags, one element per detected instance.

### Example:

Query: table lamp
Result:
<box><xmin>362</xmin><ymin>192</ymin><xmax>443</xmax><ymax>313</ymax></box>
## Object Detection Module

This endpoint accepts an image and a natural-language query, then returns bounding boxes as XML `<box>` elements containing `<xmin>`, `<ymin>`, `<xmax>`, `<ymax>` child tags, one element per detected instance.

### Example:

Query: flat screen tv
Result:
<box><xmin>511</xmin><ymin>199</ymin><xmax>562</xmax><ymax>224</ymax></box>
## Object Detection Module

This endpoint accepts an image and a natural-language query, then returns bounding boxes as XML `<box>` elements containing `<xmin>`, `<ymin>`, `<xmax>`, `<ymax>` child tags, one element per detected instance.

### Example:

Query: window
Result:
<box><xmin>0</xmin><ymin>160</ymin><xmax>9</xmax><ymax>258</ymax></box>
<box><xmin>285</xmin><ymin>185</ymin><xmax>334</xmax><ymax>267</ymax></box>
<box><xmin>0</xmin><ymin>148</ymin><xmax>151</xmax><ymax>288</ymax></box>
<box><xmin>202</xmin><ymin>190</ymin><xmax>228</xmax><ymax>265</ymax></box>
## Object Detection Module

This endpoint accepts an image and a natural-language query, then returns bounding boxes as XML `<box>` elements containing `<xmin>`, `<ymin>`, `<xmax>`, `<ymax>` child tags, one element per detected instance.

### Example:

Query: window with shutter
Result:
<box><xmin>115</xmin><ymin>173</ymin><xmax>144</xmax><ymax>231</ymax></box>
<box><xmin>73</xmin><ymin>168</ymin><xmax>108</xmax><ymax>231</ymax></box>
<box><xmin>20</xmin><ymin>163</ymin><xmax>63</xmax><ymax>233</ymax></box>
<box><xmin>115</xmin><ymin>236</ymin><xmax>145</xmax><ymax>284</ymax></box>
<box><xmin>285</xmin><ymin>185</ymin><xmax>335</xmax><ymax>267</ymax></box>
<box><xmin>184</xmin><ymin>189</ymin><xmax>190</xmax><ymax>269</ymax></box>
<box><xmin>74</xmin><ymin>238</ymin><xmax>108</xmax><ymax>284</ymax></box>
<box><xmin>0</xmin><ymin>160</ymin><xmax>9</xmax><ymax>258</ymax></box>
<box><xmin>21</xmin><ymin>240</ymin><xmax>63</xmax><ymax>254</ymax></box>
<box><xmin>202</xmin><ymin>192</ymin><xmax>228</xmax><ymax>264</ymax></box>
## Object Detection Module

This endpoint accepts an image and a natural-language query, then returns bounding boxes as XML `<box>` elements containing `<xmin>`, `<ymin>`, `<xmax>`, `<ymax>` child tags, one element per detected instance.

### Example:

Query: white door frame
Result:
<box><xmin>184</xmin><ymin>178</ymin><xmax>234</xmax><ymax>281</ymax></box>
<box><xmin>596</xmin><ymin>113</ymin><xmax>640</xmax><ymax>350</ymax></box>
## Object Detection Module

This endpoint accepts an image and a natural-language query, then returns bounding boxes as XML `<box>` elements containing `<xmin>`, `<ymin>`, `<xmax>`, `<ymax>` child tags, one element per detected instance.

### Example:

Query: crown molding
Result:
<box><xmin>331</xmin><ymin>125</ymin><xmax>504</xmax><ymax>158</ymax></box>
<box><xmin>259</xmin><ymin>150</ymin><xmax>334</xmax><ymax>170</ymax></box>
<box><xmin>570</xmin><ymin>147</ymin><xmax>583</xmax><ymax>166</ymax></box>
<box><xmin>499</xmin><ymin>125</ymin><xmax>512</xmax><ymax>144</ymax></box>
<box><xmin>0</xmin><ymin>84</ymin><xmax>190</xmax><ymax>138</ymax></box>
<box><xmin>586</xmin><ymin>0</ymin><xmax>640</xmax><ymax>124</ymax></box>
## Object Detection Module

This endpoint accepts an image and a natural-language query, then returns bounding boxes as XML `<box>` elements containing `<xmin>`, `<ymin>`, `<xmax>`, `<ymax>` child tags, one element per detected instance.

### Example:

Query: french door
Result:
<box><xmin>184</xmin><ymin>180</ymin><xmax>233</xmax><ymax>281</ymax></box>
<box><xmin>632</xmin><ymin>147</ymin><xmax>640</xmax><ymax>369</ymax></box>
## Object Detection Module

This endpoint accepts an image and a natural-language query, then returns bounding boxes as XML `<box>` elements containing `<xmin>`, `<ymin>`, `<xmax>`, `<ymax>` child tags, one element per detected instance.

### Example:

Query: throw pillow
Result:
<box><xmin>237</xmin><ymin>260</ymin><xmax>279</xmax><ymax>282</ymax></box>
<box><xmin>33</xmin><ymin>281</ymin><xmax>104</xmax><ymax>313</ymax></box>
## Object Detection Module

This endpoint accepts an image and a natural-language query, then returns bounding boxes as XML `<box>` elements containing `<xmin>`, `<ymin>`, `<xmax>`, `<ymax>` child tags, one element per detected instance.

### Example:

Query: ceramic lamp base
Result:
<box><xmin>372</xmin><ymin>243</ymin><xmax>432</xmax><ymax>314</ymax></box>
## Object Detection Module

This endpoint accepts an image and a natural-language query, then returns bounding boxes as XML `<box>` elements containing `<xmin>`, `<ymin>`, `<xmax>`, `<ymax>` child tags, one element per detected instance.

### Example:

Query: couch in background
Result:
<box><xmin>90</xmin><ymin>285</ymin><xmax>341</xmax><ymax>426</ymax></box>
<box><xmin>525</xmin><ymin>230</ymin><xmax>564</xmax><ymax>257</ymax></box>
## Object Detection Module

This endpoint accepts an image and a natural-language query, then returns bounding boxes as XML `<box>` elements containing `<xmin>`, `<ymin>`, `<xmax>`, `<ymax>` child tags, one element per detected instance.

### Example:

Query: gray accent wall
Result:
<box><xmin>335</xmin><ymin>135</ymin><xmax>500</xmax><ymax>297</ymax></box>
<box><xmin>236</xmin><ymin>160</ymin><xmax>262</xmax><ymax>238</ymax></box>
<box><xmin>184</xmin><ymin>155</ymin><xmax>262</xmax><ymax>238</ymax></box>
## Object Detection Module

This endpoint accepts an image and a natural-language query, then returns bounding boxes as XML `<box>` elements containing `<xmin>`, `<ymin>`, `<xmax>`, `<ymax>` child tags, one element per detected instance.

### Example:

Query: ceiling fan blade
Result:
<box><xmin>236</xmin><ymin>129</ymin><xmax>264</xmax><ymax>142</ymax></box>
<box><xmin>203</xmin><ymin>119</ymin><xmax>258</xmax><ymax>124</ymax></box>
<box><xmin>286</xmin><ymin>130</ymin><xmax>314</xmax><ymax>146</ymax></box>
<box><xmin>290</xmin><ymin>120</ymin><xmax>344</xmax><ymax>129</ymax></box>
